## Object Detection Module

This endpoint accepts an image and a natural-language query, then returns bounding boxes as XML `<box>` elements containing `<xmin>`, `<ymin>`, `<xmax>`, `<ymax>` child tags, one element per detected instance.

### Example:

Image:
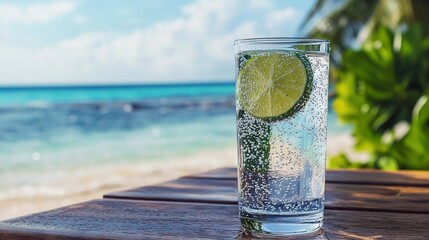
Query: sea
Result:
<box><xmin>0</xmin><ymin>83</ymin><xmax>347</xmax><ymax>204</ymax></box>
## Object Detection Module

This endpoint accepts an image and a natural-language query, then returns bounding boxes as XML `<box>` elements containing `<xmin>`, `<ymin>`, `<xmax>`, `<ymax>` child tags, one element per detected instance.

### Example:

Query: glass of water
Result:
<box><xmin>235</xmin><ymin>38</ymin><xmax>329</xmax><ymax>236</ymax></box>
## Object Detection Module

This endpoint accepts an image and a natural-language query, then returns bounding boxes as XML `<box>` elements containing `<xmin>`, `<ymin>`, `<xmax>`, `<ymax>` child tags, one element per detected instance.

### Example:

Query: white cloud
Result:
<box><xmin>0</xmin><ymin>0</ymin><xmax>304</xmax><ymax>85</ymax></box>
<box><xmin>250</xmin><ymin>0</ymin><xmax>274</xmax><ymax>9</ymax></box>
<box><xmin>266</xmin><ymin>7</ymin><xmax>298</xmax><ymax>30</ymax></box>
<box><xmin>0</xmin><ymin>1</ymin><xmax>76</xmax><ymax>24</ymax></box>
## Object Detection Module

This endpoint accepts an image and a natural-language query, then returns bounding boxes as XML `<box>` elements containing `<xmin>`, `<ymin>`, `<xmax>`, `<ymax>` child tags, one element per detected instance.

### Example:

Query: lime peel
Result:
<box><xmin>237</xmin><ymin>51</ymin><xmax>313</xmax><ymax>122</ymax></box>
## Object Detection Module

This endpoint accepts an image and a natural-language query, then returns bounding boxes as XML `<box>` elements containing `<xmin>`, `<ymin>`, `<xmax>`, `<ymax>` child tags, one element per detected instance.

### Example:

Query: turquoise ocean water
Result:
<box><xmin>0</xmin><ymin>83</ymin><xmax>347</xmax><ymax>200</ymax></box>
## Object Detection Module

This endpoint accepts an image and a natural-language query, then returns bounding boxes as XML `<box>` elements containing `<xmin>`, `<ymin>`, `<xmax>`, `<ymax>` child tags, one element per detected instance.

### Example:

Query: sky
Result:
<box><xmin>0</xmin><ymin>0</ymin><xmax>315</xmax><ymax>86</ymax></box>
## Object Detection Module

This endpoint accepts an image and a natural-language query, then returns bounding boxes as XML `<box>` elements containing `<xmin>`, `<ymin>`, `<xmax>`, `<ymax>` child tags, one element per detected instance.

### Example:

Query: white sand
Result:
<box><xmin>0</xmin><ymin>148</ymin><xmax>237</xmax><ymax>220</ymax></box>
<box><xmin>1</xmin><ymin>133</ymin><xmax>358</xmax><ymax>221</ymax></box>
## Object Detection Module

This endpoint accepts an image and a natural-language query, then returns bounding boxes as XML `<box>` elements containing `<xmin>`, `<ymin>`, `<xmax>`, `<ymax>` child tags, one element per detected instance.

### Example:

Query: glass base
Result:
<box><xmin>240</xmin><ymin>210</ymin><xmax>323</xmax><ymax>237</ymax></box>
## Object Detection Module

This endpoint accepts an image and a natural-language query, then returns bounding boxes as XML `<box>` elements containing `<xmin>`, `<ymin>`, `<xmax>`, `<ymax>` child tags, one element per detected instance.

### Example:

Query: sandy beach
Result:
<box><xmin>0</xmin><ymin>133</ymin><xmax>355</xmax><ymax>221</ymax></box>
<box><xmin>0</xmin><ymin>148</ymin><xmax>237</xmax><ymax>220</ymax></box>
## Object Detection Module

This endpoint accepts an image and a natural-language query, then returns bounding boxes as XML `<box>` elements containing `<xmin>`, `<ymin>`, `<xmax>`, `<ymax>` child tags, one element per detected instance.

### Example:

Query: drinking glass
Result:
<box><xmin>235</xmin><ymin>38</ymin><xmax>329</xmax><ymax>236</ymax></box>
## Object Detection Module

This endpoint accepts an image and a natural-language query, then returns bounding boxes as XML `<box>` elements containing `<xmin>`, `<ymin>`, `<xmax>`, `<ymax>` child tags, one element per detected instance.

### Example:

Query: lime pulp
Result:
<box><xmin>237</xmin><ymin>51</ymin><xmax>313</xmax><ymax>121</ymax></box>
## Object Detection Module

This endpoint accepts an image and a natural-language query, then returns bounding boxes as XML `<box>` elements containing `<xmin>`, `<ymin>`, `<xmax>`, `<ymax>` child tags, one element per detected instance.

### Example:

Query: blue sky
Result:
<box><xmin>0</xmin><ymin>0</ymin><xmax>315</xmax><ymax>86</ymax></box>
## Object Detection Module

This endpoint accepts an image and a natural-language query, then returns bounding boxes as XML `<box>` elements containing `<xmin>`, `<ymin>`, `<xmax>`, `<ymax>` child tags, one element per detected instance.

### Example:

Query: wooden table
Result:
<box><xmin>1</xmin><ymin>168</ymin><xmax>429</xmax><ymax>239</ymax></box>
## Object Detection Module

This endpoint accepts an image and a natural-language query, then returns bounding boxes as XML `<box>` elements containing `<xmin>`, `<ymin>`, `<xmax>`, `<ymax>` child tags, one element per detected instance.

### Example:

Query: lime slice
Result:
<box><xmin>237</xmin><ymin>51</ymin><xmax>313</xmax><ymax>121</ymax></box>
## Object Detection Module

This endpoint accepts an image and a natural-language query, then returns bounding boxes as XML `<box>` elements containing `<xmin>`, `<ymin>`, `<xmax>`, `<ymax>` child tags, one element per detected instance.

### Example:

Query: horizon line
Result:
<box><xmin>0</xmin><ymin>80</ymin><xmax>235</xmax><ymax>89</ymax></box>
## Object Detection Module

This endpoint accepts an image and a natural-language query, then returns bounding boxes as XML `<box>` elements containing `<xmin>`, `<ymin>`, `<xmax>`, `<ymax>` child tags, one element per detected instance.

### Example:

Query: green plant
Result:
<box><xmin>301</xmin><ymin>0</ymin><xmax>429</xmax><ymax>67</ymax></box>
<box><xmin>330</xmin><ymin>24</ymin><xmax>429</xmax><ymax>170</ymax></box>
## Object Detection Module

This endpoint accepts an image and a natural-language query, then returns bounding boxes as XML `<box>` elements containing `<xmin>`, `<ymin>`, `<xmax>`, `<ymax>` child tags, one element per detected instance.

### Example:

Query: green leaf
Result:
<box><xmin>328</xmin><ymin>154</ymin><xmax>352</xmax><ymax>169</ymax></box>
<box><xmin>375</xmin><ymin>156</ymin><xmax>399</xmax><ymax>170</ymax></box>
<box><xmin>392</xmin><ymin>95</ymin><xmax>429</xmax><ymax>169</ymax></box>
<box><xmin>333</xmin><ymin>24</ymin><xmax>429</xmax><ymax>169</ymax></box>
<box><xmin>328</xmin><ymin>153</ymin><xmax>367</xmax><ymax>169</ymax></box>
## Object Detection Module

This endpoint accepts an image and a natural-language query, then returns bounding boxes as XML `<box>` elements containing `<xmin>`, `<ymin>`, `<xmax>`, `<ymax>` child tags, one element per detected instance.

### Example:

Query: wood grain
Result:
<box><xmin>185</xmin><ymin>168</ymin><xmax>429</xmax><ymax>187</ymax></box>
<box><xmin>1</xmin><ymin>199</ymin><xmax>428</xmax><ymax>239</ymax></box>
<box><xmin>0</xmin><ymin>199</ymin><xmax>240</xmax><ymax>240</ymax></box>
<box><xmin>105</xmin><ymin>177</ymin><xmax>429</xmax><ymax>213</ymax></box>
<box><xmin>104</xmin><ymin>178</ymin><xmax>237</xmax><ymax>204</ymax></box>
<box><xmin>2</xmin><ymin>169</ymin><xmax>429</xmax><ymax>239</ymax></box>
<box><xmin>183</xmin><ymin>167</ymin><xmax>236</xmax><ymax>179</ymax></box>
<box><xmin>327</xmin><ymin>169</ymin><xmax>429</xmax><ymax>187</ymax></box>
<box><xmin>326</xmin><ymin>183</ymin><xmax>429</xmax><ymax>213</ymax></box>
<box><xmin>323</xmin><ymin>209</ymin><xmax>429</xmax><ymax>240</ymax></box>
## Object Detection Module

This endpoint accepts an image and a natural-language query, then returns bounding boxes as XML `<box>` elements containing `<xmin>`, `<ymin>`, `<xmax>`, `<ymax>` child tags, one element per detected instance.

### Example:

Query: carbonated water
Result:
<box><xmin>236</xmin><ymin>50</ymin><xmax>329</xmax><ymax>235</ymax></box>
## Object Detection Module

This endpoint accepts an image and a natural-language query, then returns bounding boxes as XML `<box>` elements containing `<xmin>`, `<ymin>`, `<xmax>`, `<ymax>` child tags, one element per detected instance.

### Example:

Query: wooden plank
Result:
<box><xmin>184</xmin><ymin>167</ymin><xmax>236</xmax><ymax>179</ymax></box>
<box><xmin>104</xmin><ymin>178</ymin><xmax>429</xmax><ymax>213</ymax></box>
<box><xmin>326</xmin><ymin>183</ymin><xmax>429</xmax><ymax>213</ymax></box>
<box><xmin>0</xmin><ymin>199</ymin><xmax>239</xmax><ymax>240</ymax></box>
<box><xmin>323</xmin><ymin>210</ymin><xmax>429</xmax><ymax>240</ymax></box>
<box><xmin>327</xmin><ymin>169</ymin><xmax>429</xmax><ymax>187</ymax></box>
<box><xmin>104</xmin><ymin>178</ymin><xmax>237</xmax><ymax>204</ymax></box>
<box><xmin>0</xmin><ymin>199</ymin><xmax>428</xmax><ymax>239</ymax></box>
<box><xmin>185</xmin><ymin>168</ymin><xmax>429</xmax><ymax>187</ymax></box>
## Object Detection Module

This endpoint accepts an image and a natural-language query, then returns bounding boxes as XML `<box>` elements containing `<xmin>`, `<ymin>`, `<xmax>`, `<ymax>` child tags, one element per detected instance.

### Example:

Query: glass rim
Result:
<box><xmin>234</xmin><ymin>37</ymin><xmax>329</xmax><ymax>45</ymax></box>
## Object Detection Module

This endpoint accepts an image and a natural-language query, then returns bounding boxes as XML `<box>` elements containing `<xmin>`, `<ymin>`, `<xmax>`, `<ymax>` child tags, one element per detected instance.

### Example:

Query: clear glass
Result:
<box><xmin>235</xmin><ymin>38</ymin><xmax>329</xmax><ymax>236</ymax></box>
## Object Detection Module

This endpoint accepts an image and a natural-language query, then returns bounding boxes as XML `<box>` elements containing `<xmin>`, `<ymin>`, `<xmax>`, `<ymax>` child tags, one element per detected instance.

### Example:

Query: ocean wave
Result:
<box><xmin>24</xmin><ymin>101</ymin><xmax>54</xmax><ymax>109</ymax></box>
<box><xmin>0</xmin><ymin>83</ymin><xmax>236</xmax><ymax>107</ymax></box>
<box><xmin>0</xmin><ymin>95</ymin><xmax>236</xmax><ymax>141</ymax></box>
<box><xmin>0</xmin><ymin>95</ymin><xmax>235</xmax><ymax>111</ymax></box>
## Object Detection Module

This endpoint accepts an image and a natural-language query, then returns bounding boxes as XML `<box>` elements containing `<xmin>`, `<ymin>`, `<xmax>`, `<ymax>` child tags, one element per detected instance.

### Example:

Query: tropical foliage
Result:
<box><xmin>331</xmin><ymin>25</ymin><xmax>429</xmax><ymax>169</ymax></box>
<box><xmin>301</xmin><ymin>0</ymin><xmax>429</xmax><ymax>169</ymax></box>
<box><xmin>300</xmin><ymin>0</ymin><xmax>429</xmax><ymax>67</ymax></box>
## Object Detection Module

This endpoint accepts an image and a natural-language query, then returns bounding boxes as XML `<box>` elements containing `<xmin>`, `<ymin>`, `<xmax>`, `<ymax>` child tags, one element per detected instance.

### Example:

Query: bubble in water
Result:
<box><xmin>237</xmin><ymin>50</ymin><xmax>328</xmax><ymax>216</ymax></box>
